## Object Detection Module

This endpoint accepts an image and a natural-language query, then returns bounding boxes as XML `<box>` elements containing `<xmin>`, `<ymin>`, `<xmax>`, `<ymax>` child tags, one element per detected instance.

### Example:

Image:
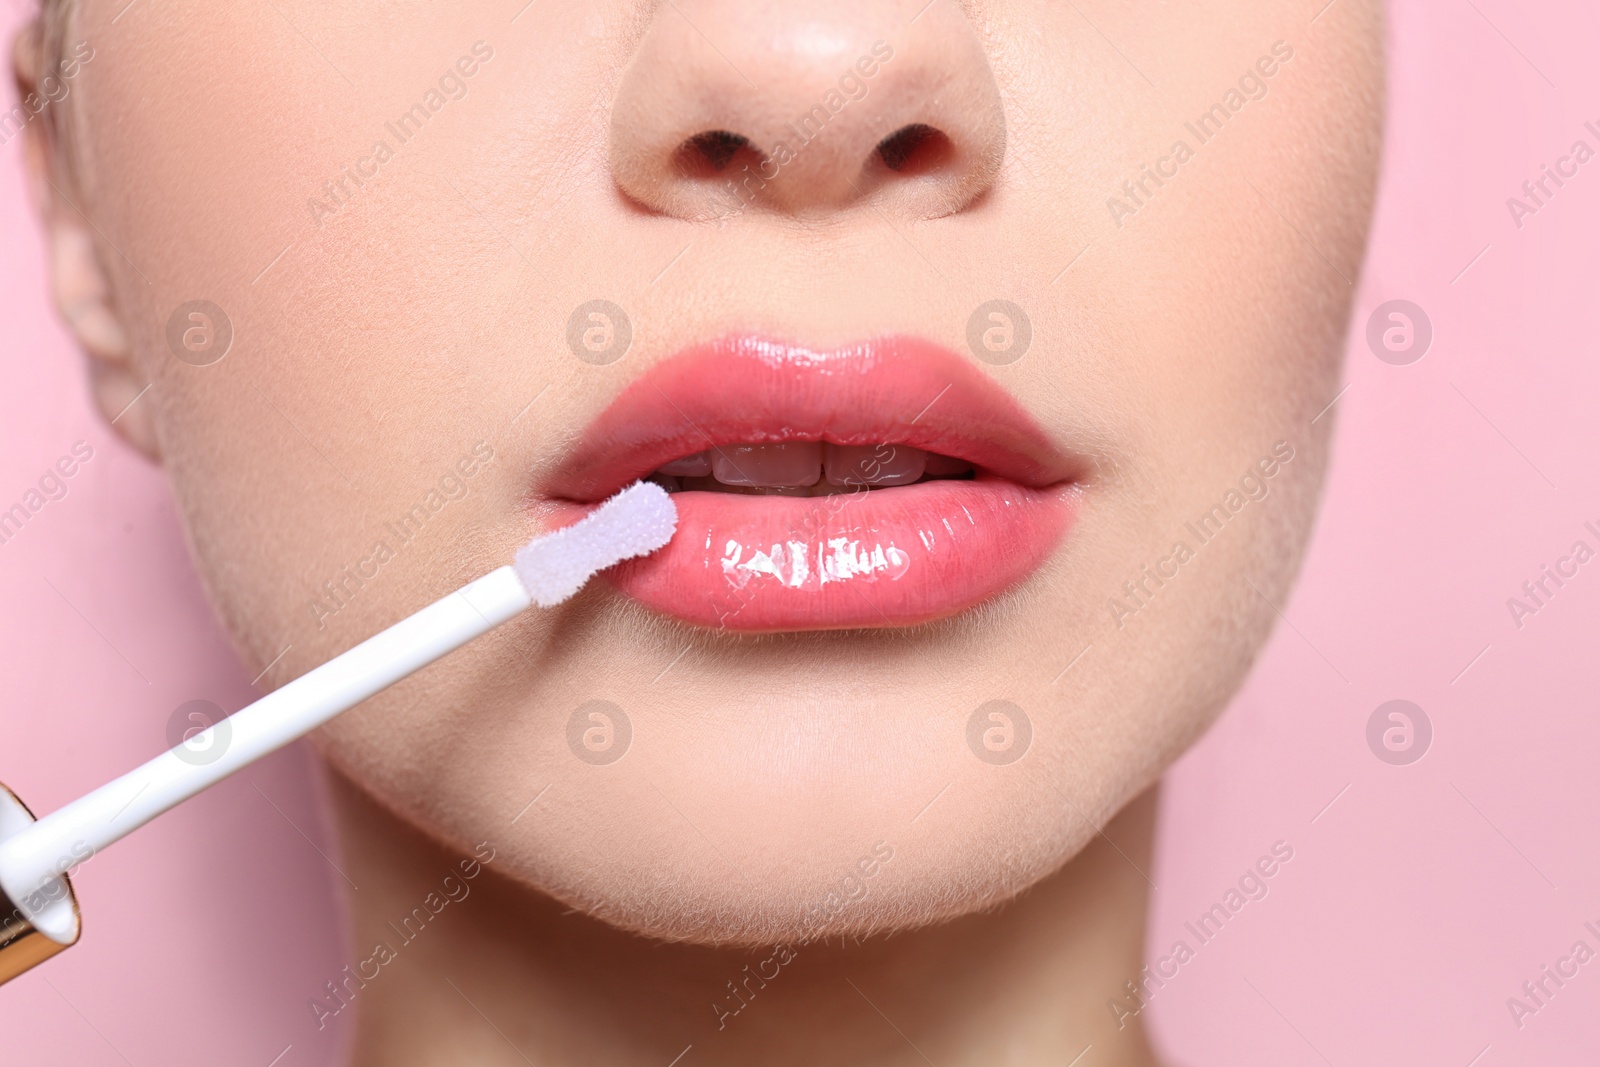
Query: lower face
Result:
<box><xmin>61</xmin><ymin>0</ymin><xmax>1381</xmax><ymax>942</ymax></box>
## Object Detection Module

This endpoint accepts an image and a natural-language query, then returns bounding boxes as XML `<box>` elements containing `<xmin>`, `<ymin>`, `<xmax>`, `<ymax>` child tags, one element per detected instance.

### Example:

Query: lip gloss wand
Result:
<box><xmin>0</xmin><ymin>481</ymin><xmax>677</xmax><ymax>985</ymax></box>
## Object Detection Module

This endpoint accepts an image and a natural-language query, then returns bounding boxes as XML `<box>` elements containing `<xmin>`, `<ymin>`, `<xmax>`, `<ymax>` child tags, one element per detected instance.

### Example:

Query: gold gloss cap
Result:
<box><xmin>0</xmin><ymin>782</ymin><xmax>81</xmax><ymax>985</ymax></box>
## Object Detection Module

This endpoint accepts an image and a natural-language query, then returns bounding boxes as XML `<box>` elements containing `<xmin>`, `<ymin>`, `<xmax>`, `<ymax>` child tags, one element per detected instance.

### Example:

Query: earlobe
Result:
<box><xmin>12</xmin><ymin>19</ymin><xmax>160</xmax><ymax>461</ymax></box>
<box><xmin>48</xmin><ymin>219</ymin><xmax>161</xmax><ymax>460</ymax></box>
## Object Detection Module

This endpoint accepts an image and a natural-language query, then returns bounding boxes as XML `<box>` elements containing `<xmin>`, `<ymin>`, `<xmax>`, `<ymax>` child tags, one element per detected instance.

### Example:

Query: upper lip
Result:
<box><xmin>542</xmin><ymin>334</ymin><xmax>1079</xmax><ymax>502</ymax></box>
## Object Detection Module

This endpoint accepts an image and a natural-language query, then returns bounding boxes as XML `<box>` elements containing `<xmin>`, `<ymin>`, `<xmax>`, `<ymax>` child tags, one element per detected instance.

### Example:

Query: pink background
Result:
<box><xmin>2</xmin><ymin>0</ymin><xmax>1596</xmax><ymax>1063</ymax></box>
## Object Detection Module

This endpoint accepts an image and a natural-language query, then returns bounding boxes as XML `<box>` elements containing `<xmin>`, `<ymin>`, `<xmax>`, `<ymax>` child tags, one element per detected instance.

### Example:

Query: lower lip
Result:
<box><xmin>604</xmin><ymin>477</ymin><xmax>1076</xmax><ymax>631</ymax></box>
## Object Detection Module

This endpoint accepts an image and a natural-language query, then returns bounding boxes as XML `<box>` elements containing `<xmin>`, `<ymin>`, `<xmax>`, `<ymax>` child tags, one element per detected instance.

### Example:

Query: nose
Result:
<box><xmin>608</xmin><ymin>0</ymin><xmax>1006</xmax><ymax>220</ymax></box>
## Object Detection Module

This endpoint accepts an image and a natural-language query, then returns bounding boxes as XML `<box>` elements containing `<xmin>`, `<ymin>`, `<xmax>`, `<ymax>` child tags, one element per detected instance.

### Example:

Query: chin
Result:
<box><xmin>492</xmin><ymin>801</ymin><xmax>1099</xmax><ymax>947</ymax></box>
<box><xmin>340</xmin><ymin>678</ymin><xmax>1136</xmax><ymax>948</ymax></box>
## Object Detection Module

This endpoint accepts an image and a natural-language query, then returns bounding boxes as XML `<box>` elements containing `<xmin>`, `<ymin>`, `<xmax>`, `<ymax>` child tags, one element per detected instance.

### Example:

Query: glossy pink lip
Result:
<box><xmin>542</xmin><ymin>336</ymin><xmax>1081</xmax><ymax>631</ymax></box>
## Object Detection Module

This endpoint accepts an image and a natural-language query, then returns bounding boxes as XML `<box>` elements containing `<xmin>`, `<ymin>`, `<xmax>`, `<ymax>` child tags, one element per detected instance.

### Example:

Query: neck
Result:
<box><xmin>326</xmin><ymin>770</ymin><xmax>1164</xmax><ymax>1067</ymax></box>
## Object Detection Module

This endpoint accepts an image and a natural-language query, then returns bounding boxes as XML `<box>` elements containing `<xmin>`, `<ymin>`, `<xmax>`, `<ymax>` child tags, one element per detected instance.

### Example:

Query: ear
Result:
<box><xmin>12</xmin><ymin>21</ymin><xmax>160</xmax><ymax>461</ymax></box>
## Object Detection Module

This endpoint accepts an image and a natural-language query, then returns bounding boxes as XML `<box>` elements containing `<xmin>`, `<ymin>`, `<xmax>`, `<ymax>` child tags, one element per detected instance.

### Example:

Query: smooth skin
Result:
<box><xmin>16</xmin><ymin>0</ymin><xmax>1382</xmax><ymax>1063</ymax></box>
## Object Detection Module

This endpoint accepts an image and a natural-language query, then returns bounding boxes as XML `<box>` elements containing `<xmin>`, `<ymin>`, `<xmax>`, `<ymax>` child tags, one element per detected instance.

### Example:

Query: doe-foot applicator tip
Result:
<box><xmin>513</xmin><ymin>481</ymin><xmax>679</xmax><ymax>607</ymax></box>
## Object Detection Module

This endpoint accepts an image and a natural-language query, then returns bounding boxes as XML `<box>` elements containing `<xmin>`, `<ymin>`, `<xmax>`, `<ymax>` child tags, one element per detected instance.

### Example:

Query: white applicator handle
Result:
<box><xmin>0</xmin><ymin>566</ymin><xmax>531</xmax><ymax>912</ymax></box>
<box><xmin>0</xmin><ymin>480</ymin><xmax>677</xmax><ymax>945</ymax></box>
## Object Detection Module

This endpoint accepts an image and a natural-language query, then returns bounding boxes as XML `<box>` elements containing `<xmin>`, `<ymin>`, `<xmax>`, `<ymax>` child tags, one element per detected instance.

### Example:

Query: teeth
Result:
<box><xmin>649</xmin><ymin>444</ymin><xmax>971</xmax><ymax>492</ymax></box>
<box><xmin>711</xmin><ymin>442</ymin><xmax>822</xmax><ymax>488</ymax></box>
<box><xmin>825</xmin><ymin>444</ymin><xmax>926</xmax><ymax>487</ymax></box>
<box><xmin>678</xmin><ymin>477</ymin><xmax>812</xmax><ymax>496</ymax></box>
<box><xmin>658</xmin><ymin>451</ymin><xmax>712</xmax><ymax>477</ymax></box>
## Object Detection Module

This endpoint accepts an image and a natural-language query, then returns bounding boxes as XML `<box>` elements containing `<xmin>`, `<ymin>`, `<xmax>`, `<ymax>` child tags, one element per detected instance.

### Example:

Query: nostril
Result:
<box><xmin>673</xmin><ymin>130</ymin><xmax>760</xmax><ymax>179</ymax></box>
<box><xmin>875</xmin><ymin>124</ymin><xmax>955</xmax><ymax>175</ymax></box>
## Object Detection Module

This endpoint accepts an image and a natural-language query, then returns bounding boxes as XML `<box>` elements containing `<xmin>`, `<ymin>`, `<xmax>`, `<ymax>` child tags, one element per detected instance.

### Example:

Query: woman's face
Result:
<box><xmin>36</xmin><ymin>0</ymin><xmax>1381</xmax><ymax>942</ymax></box>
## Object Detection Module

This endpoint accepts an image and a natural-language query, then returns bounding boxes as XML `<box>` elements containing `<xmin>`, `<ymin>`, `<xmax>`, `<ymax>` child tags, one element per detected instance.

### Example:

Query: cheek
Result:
<box><xmin>88</xmin><ymin>6</ymin><xmax>615</xmax><ymax>675</ymax></box>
